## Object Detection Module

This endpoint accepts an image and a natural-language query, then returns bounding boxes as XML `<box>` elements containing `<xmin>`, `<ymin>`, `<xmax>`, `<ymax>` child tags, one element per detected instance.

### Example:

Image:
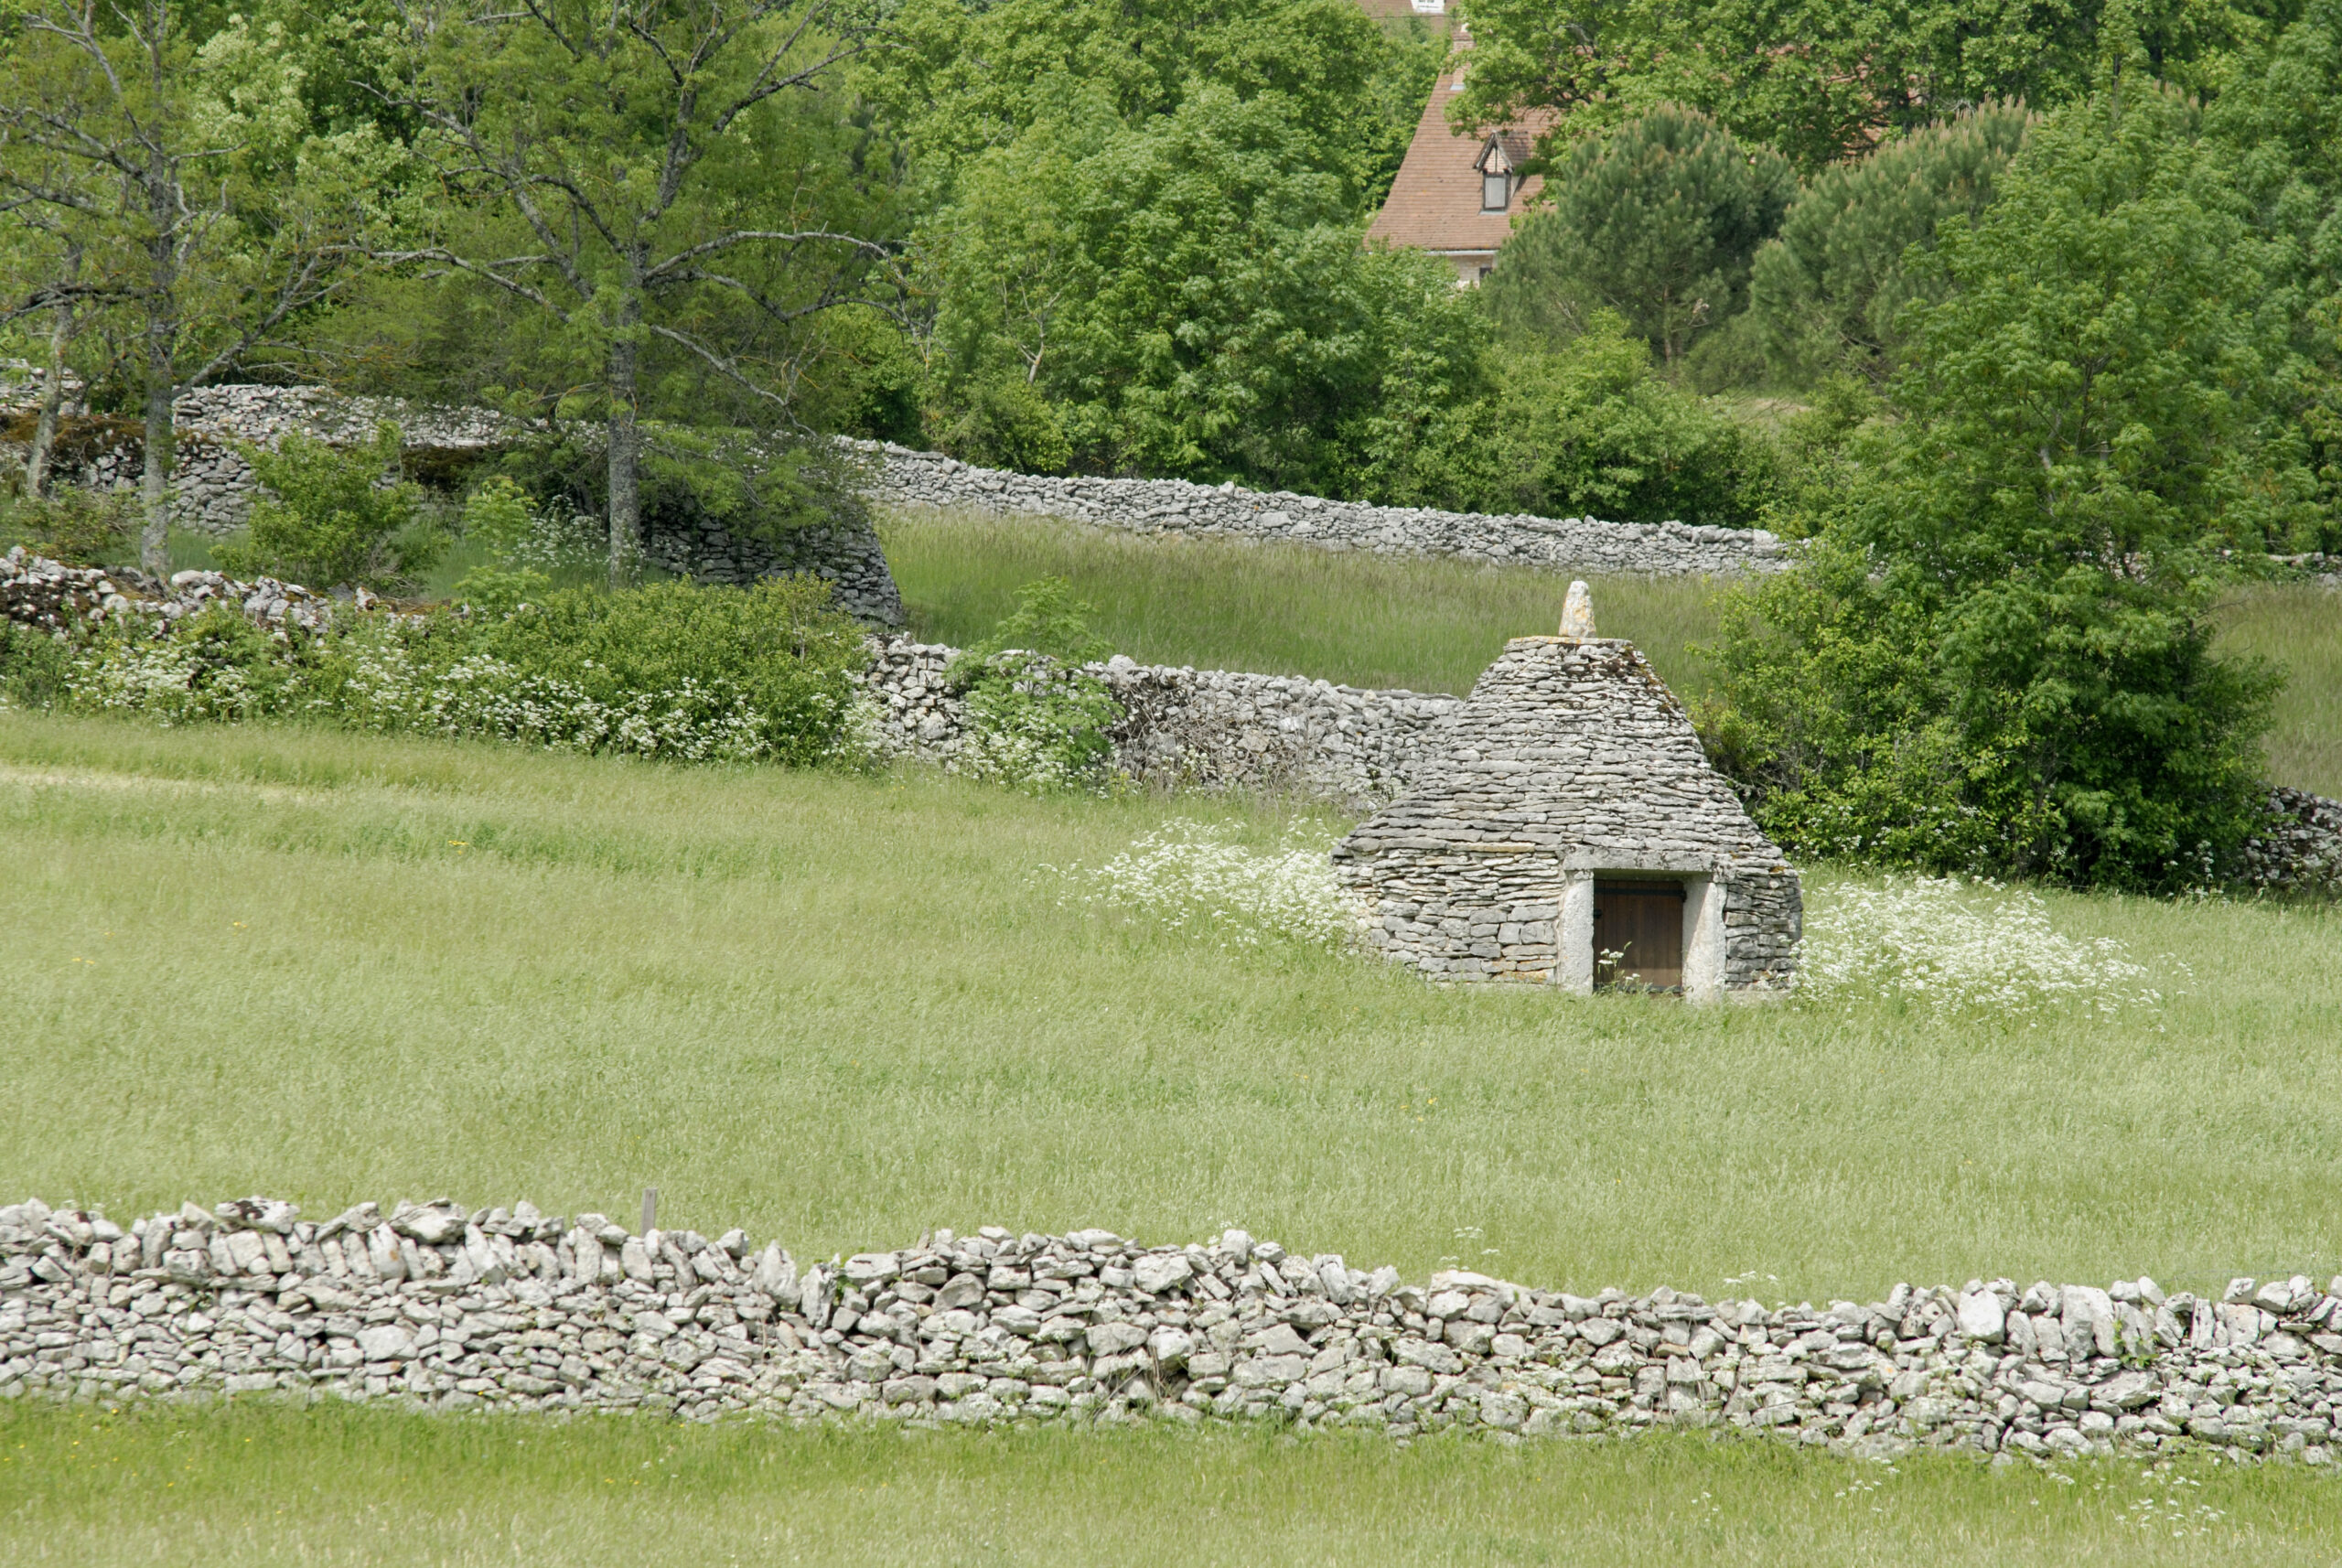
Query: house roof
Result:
<box><xmin>1366</xmin><ymin>53</ymin><xmax>1552</xmax><ymax>257</ymax></box>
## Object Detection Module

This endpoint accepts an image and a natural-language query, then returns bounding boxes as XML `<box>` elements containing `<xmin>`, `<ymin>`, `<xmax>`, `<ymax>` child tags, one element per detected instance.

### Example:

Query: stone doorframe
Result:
<box><xmin>1556</xmin><ymin>868</ymin><xmax>1728</xmax><ymax>1001</ymax></box>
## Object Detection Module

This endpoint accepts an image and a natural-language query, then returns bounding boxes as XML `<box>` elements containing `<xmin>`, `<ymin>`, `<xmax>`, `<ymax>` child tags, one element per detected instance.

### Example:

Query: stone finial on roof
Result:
<box><xmin>1559</xmin><ymin>580</ymin><xmax>1595</xmax><ymax>639</ymax></box>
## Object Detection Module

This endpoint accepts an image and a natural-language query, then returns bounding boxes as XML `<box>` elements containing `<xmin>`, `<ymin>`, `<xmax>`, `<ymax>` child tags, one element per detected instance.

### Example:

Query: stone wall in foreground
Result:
<box><xmin>5</xmin><ymin>1195</ymin><xmax>2341</xmax><ymax>1463</ymax></box>
<box><xmin>847</xmin><ymin>439</ymin><xmax>1791</xmax><ymax>579</ymax></box>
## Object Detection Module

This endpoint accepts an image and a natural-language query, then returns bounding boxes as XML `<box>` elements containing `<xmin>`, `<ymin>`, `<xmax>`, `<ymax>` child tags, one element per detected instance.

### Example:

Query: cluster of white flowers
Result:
<box><xmin>500</xmin><ymin>505</ymin><xmax>605</xmax><ymax>573</ymax></box>
<box><xmin>67</xmin><ymin>638</ymin><xmax>260</xmax><ymax>725</ymax></box>
<box><xmin>1799</xmin><ymin>875</ymin><xmax>2181</xmax><ymax>1017</ymax></box>
<box><xmin>68</xmin><ymin>629</ymin><xmax>777</xmax><ymax>763</ymax></box>
<box><xmin>1050</xmin><ymin>820</ymin><xmax>1348</xmax><ymax>949</ymax></box>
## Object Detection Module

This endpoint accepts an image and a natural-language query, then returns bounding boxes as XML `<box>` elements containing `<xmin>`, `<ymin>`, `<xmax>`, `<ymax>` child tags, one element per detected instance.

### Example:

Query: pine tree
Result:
<box><xmin>1746</xmin><ymin>103</ymin><xmax>2034</xmax><ymax>387</ymax></box>
<box><xmin>1483</xmin><ymin>108</ymin><xmax>1794</xmax><ymax>369</ymax></box>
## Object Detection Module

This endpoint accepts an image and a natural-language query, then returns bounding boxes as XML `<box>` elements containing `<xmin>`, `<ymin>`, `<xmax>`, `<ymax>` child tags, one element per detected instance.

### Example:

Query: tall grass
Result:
<box><xmin>2218</xmin><ymin>582</ymin><xmax>2342</xmax><ymax>798</ymax></box>
<box><xmin>878</xmin><ymin>505</ymin><xmax>1726</xmax><ymax>697</ymax></box>
<box><xmin>3</xmin><ymin>1402</ymin><xmax>2328</xmax><ymax>1567</ymax></box>
<box><xmin>885</xmin><ymin>509</ymin><xmax>2342</xmax><ymax>798</ymax></box>
<box><xmin>6</xmin><ymin>714</ymin><xmax>2340</xmax><ymax>1558</ymax></box>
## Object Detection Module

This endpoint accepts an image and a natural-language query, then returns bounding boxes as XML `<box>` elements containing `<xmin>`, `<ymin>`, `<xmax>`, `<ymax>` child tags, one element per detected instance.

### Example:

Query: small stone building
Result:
<box><xmin>1332</xmin><ymin>632</ymin><xmax>1800</xmax><ymax>997</ymax></box>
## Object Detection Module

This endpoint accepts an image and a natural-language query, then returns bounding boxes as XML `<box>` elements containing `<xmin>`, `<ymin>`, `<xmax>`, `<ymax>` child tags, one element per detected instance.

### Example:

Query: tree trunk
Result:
<box><xmin>606</xmin><ymin>280</ymin><xmax>643</xmax><ymax>590</ymax></box>
<box><xmin>138</xmin><ymin>325</ymin><xmax>176</xmax><ymax>577</ymax></box>
<box><xmin>24</xmin><ymin>249</ymin><xmax>80</xmax><ymax>499</ymax></box>
<box><xmin>137</xmin><ymin>143</ymin><xmax>179</xmax><ymax>578</ymax></box>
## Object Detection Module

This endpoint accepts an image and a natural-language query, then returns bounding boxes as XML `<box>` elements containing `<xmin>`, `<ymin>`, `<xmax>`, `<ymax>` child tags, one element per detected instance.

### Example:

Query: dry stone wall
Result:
<box><xmin>6</xmin><ymin>1194</ymin><xmax>2342</xmax><ymax>1463</ymax></box>
<box><xmin>861</xmin><ymin>635</ymin><xmax>1464</xmax><ymax>809</ymax></box>
<box><xmin>846</xmin><ymin>438</ymin><xmax>1791</xmax><ymax>579</ymax></box>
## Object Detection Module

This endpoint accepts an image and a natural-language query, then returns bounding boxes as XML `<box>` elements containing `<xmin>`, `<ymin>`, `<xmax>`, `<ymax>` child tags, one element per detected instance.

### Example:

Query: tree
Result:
<box><xmin>1746</xmin><ymin>102</ymin><xmax>2034</xmax><ymax>387</ymax></box>
<box><xmin>1704</xmin><ymin>91</ymin><xmax>2302</xmax><ymax>887</ymax></box>
<box><xmin>1449</xmin><ymin>0</ymin><xmax>2292</xmax><ymax>172</ymax></box>
<box><xmin>1482</xmin><ymin>107</ymin><xmax>1793</xmax><ymax>368</ymax></box>
<box><xmin>869</xmin><ymin>0</ymin><xmax>1440</xmax><ymax>222</ymax></box>
<box><xmin>915</xmin><ymin>85</ymin><xmax>1486</xmax><ymax>494</ymax></box>
<box><xmin>0</xmin><ymin>1</ymin><xmax>388</xmax><ymax>572</ymax></box>
<box><xmin>381</xmin><ymin>0</ymin><xmax>899</xmax><ymax>587</ymax></box>
<box><xmin>1348</xmin><ymin>310</ymin><xmax>1784</xmax><ymax>525</ymax></box>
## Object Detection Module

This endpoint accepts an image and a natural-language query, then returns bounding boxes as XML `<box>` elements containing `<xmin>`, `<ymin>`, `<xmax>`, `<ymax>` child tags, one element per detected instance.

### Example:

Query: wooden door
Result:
<box><xmin>1592</xmin><ymin>880</ymin><xmax>1686</xmax><ymax>991</ymax></box>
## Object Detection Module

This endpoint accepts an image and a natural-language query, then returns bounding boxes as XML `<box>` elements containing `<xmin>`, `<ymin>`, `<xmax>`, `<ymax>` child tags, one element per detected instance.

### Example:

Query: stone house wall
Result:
<box><xmin>1334</xmin><ymin>637</ymin><xmax>1803</xmax><ymax>995</ymax></box>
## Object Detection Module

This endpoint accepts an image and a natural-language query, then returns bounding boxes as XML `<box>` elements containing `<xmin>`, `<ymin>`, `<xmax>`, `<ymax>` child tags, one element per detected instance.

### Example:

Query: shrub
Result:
<box><xmin>949</xmin><ymin>577</ymin><xmax>1120</xmax><ymax>789</ymax></box>
<box><xmin>68</xmin><ymin>604</ymin><xmax>302</xmax><ymax>725</ymax></box>
<box><xmin>0</xmin><ymin>619</ymin><xmax>76</xmax><ymax>708</ymax></box>
<box><xmin>213</xmin><ymin>424</ymin><xmax>447</xmax><ymax>591</ymax></box>
<box><xmin>0</xmin><ymin>489</ymin><xmax>134</xmax><ymax>566</ymax></box>
<box><xmin>1351</xmin><ymin>312</ymin><xmax>1784</xmax><ymax>527</ymax></box>
<box><xmin>63</xmin><ymin>575</ymin><xmax>870</xmax><ymax>766</ymax></box>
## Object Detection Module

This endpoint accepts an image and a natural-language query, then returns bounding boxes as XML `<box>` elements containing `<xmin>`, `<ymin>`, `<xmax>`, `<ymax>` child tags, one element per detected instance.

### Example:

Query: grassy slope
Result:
<box><xmin>881</xmin><ymin>508</ymin><xmax>2342</xmax><ymax>795</ymax></box>
<box><xmin>5</xmin><ymin>714</ymin><xmax>2340</xmax><ymax>1560</ymax></box>
<box><xmin>879</xmin><ymin>506</ymin><xmax>1727</xmax><ymax>700</ymax></box>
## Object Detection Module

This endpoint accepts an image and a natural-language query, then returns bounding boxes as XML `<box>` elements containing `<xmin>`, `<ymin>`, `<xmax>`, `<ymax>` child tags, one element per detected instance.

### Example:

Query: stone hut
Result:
<box><xmin>1331</xmin><ymin>616</ymin><xmax>1800</xmax><ymax>997</ymax></box>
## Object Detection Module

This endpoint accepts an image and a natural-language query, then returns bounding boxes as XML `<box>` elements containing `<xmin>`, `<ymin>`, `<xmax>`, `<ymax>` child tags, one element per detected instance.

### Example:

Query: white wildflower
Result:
<box><xmin>1799</xmin><ymin>875</ymin><xmax>2183</xmax><ymax>1017</ymax></box>
<box><xmin>1050</xmin><ymin>821</ymin><xmax>1347</xmax><ymax>949</ymax></box>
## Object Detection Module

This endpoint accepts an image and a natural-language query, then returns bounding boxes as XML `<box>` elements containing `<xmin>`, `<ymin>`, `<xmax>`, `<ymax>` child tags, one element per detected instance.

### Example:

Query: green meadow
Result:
<box><xmin>5</xmin><ymin>519</ymin><xmax>2340</xmax><ymax>1563</ymax></box>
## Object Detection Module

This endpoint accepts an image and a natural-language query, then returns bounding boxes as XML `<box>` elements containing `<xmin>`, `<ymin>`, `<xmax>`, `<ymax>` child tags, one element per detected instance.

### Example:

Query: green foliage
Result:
<box><xmin>213</xmin><ymin>424</ymin><xmax>445</xmax><ymax>590</ymax></box>
<box><xmin>446</xmin><ymin>478</ymin><xmax>552</xmax><ymax>611</ymax></box>
<box><xmin>1451</xmin><ymin>0</ymin><xmax>2291</xmax><ymax>171</ymax></box>
<box><xmin>1705</xmin><ymin>91</ymin><xmax>2300</xmax><ymax>888</ymax></box>
<box><xmin>1351</xmin><ymin>313</ymin><xmax>1784</xmax><ymax>526</ymax></box>
<box><xmin>871</xmin><ymin>0</ymin><xmax>1441</xmax><ymax>221</ymax></box>
<box><xmin>1484</xmin><ymin>108</ymin><xmax>1795</xmax><ymax>368</ymax></box>
<box><xmin>1746</xmin><ymin>103</ymin><xmax>2035</xmax><ymax>387</ymax></box>
<box><xmin>949</xmin><ymin>577</ymin><xmax>1121</xmax><ymax>789</ymax></box>
<box><xmin>965</xmin><ymin>575</ymin><xmax>1112</xmax><ymax>665</ymax></box>
<box><xmin>918</xmin><ymin>84</ymin><xmax>1488</xmax><ymax>493</ymax></box>
<box><xmin>63</xmin><ymin>575</ymin><xmax>868</xmax><ymax>766</ymax></box>
<box><xmin>0</xmin><ymin>619</ymin><xmax>76</xmax><ymax>708</ymax></box>
<box><xmin>0</xmin><ymin>488</ymin><xmax>134</xmax><ymax>565</ymax></box>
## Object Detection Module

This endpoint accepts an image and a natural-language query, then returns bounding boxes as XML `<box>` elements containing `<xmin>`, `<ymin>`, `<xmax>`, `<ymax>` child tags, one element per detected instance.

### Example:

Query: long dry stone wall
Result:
<box><xmin>6</xmin><ymin>1194</ymin><xmax>2342</xmax><ymax>1464</ymax></box>
<box><xmin>846</xmin><ymin>437</ymin><xmax>1791</xmax><ymax>578</ymax></box>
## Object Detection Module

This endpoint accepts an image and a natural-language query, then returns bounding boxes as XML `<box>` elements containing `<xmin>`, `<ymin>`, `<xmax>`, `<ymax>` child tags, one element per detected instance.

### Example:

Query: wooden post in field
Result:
<box><xmin>641</xmin><ymin>1187</ymin><xmax>658</xmax><ymax>1234</ymax></box>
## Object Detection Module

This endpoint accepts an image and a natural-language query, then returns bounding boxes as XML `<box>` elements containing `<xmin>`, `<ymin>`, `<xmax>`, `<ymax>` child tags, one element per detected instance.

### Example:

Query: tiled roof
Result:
<box><xmin>1366</xmin><ymin>55</ymin><xmax>1552</xmax><ymax>258</ymax></box>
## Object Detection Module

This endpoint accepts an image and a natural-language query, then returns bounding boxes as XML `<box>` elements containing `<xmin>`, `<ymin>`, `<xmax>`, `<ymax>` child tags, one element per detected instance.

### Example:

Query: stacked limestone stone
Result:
<box><xmin>1336</xmin><ymin>636</ymin><xmax>1801</xmax><ymax>991</ymax></box>
<box><xmin>2240</xmin><ymin>789</ymin><xmax>2342</xmax><ymax>897</ymax></box>
<box><xmin>5</xmin><ymin>1196</ymin><xmax>2340</xmax><ymax>1462</ymax></box>
<box><xmin>3</xmin><ymin>547</ymin><xmax>352</xmax><ymax>636</ymax></box>
<box><xmin>861</xmin><ymin>636</ymin><xmax>1463</xmax><ymax>809</ymax></box>
<box><xmin>847</xmin><ymin>438</ymin><xmax>1789</xmax><ymax>579</ymax></box>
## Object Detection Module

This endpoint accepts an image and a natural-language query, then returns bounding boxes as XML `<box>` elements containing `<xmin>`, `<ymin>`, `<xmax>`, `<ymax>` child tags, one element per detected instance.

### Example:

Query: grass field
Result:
<box><xmin>5</xmin><ymin>713</ymin><xmax>2341</xmax><ymax>1559</ymax></box>
<box><xmin>879</xmin><ymin>506</ymin><xmax>1727</xmax><ymax>699</ymax></box>
<box><xmin>2</xmin><ymin>1402</ymin><xmax>2324</xmax><ymax>1566</ymax></box>
<box><xmin>881</xmin><ymin>507</ymin><xmax>2342</xmax><ymax>796</ymax></box>
<box><xmin>8</xmin><ymin>511</ymin><xmax>2342</xmax><ymax>1560</ymax></box>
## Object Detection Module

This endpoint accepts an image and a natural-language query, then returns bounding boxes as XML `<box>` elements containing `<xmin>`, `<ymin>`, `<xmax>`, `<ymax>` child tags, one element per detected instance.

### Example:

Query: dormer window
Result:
<box><xmin>1476</xmin><ymin>134</ymin><xmax>1517</xmax><ymax>213</ymax></box>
